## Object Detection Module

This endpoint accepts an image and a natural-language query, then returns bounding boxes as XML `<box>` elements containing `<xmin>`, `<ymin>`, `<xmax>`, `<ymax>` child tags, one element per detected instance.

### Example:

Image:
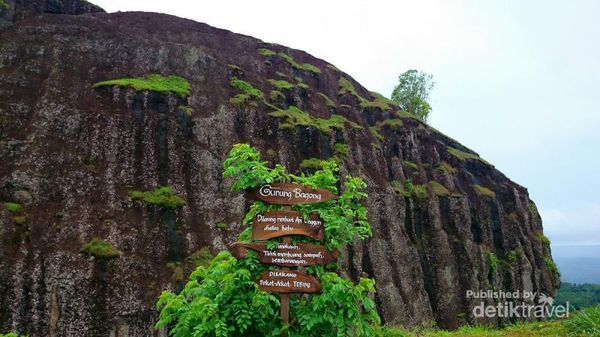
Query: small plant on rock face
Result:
<box><xmin>156</xmin><ymin>144</ymin><xmax>380</xmax><ymax>337</ymax></box>
<box><xmin>129</xmin><ymin>186</ymin><xmax>186</xmax><ymax>209</ymax></box>
<box><xmin>93</xmin><ymin>74</ymin><xmax>191</xmax><ymax>98</ymax></box>
<box><xmin>3</xmin><ymin>202</ymin><xmax>22</xmax><ymax>213</ymax></box>
<box><xmin>81</xmin><ymin>238</ymin><xmax>120</xmax><ymax>260</ymax></box>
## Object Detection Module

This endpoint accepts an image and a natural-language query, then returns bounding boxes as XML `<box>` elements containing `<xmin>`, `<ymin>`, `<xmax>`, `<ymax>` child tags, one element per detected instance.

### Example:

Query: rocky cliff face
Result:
<box><xmin>0</xmin><ymin>6</ymin><xmax>558</xmax><ymax>337</ymax></box>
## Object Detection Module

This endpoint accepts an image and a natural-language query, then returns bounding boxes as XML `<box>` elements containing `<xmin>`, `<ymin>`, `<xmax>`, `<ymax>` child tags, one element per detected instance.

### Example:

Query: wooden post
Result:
<box><xmin>280</xmin><ymin>206</ymin><xmax>291</xmax><ymax>337</ymax></box>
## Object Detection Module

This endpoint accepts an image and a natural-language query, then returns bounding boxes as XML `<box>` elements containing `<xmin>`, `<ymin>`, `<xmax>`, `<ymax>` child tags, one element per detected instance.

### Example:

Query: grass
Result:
<box><xmin>474</xmin><ymin>184</ymin><xmax>496</xmax><ymax>198</ymax></box>
<box><xmin>229</xmin><ymin>77</ymin><xmax>264</xmax><ymax>105</ymax></box>
<box><xmin>268</xmin><ymin>79</ymin><xmax>294</xmax><ymax>90</ymax></box>
<box><xmin>534</xmin><ymin>230</ymin><xmax>551</xmax><ymax>246</ymax></box>
<box><xmin>129</xmin><ymin>186</ymin><xmax>186</xmax><ymax>209</ymax></box>
<box><xmin>188</xmin><ymin>247</ymin><xmax>214</xmax><ymax>267</ymax></box>
<box><xmin>545</xmin><ymin>256</ymin><xmax>560</xmax><ymax>275</ymax></box>
<box><xmin>378</xmin><ymin>118</ymin><xmax>404</xmax><ymax>130</ymax></box>
<box><xmin>333</xmin><ymin>143</ymin><xmax>349</xmax><ymax>159</ymax></box>
<box><xmin>0</xmin><ymin>0</ymin><xmax>8</xmax><ymax>10</ymax></box>
<box><xmin>317</xmin><ymin>92</ymin><xmax>337</xmax><ymax>109</ymax></box>
<box><xmin>487</xmin><ymin>251</ymin><xmax>499</xmax><ymax>275</ymax></box>
<box><xmin>404</xmin><ymin>161</ymin><xmax>419</xmax><ymax>170</ymax></box>
<box><xmin>259</xmin><ymin>49</ymin><xmax>322</xmax><ymax>75</ymax></box>
<box><xmin>258</xmin><ymin>48</ymin><xmax>276</xmax><ymax>57</ymax></box>
<box><xmin>216</xmin><ymin>223</ymin><xmax>228</xmax><ymax>231</ymax></box>
<box><xmin>178</xmin><ymin>105</ymin><xmax>193</xmax><ymax>116</ymax></box>
<box><xmin>3</xmin><ymin>202</ymin><xmax>23</xmax><ymax>213</ymax></box>
<box><xmin>93</xmin><ymin>74</ymin><xmax>190</xmax><ymax>98</ymax></box>
<box><xmin>391</xmin><ymin>180</ymin><xmax>411</xmax><ymax>197</ymax></box>
<box><xmin>436</xmin><ymin>162</ymin><xmax>457</xmax><ymax>175</ymax></box>
<box><xmin>369</xmin><ymin>126</ymin><xmax>384</xmax><ymax>141</ymax></box>
<box><xmin>447</xmin><ymin>147</ymin><xmax>492</xmax><ymax>166</ymax></box>
<box><xmin>269</xmin><ymin>105</ymin><xmax>360</xmax><ymax>134</ymax></box>
<box><xmin>269</xmin><ymin>90</ymin><xmax>285</xmax><ymax>101</ymax></box>
<box><xmin>384</xmin><ymin>304</ymin><xmax>600</xmax><ymax>336</ymax></box>
<box><xmin>428</xmin><ymin>181</ymin><xmax>451</xmax><ymax>197</ymax></box>
<box><xmin>300</xmin><ymin>158</ymin><xmax>325</xmax><ymax>170</ymax></box>
<box><xmin>12</xmin><ymin>216</ymin><xmax>27</xmax><ymax>225</ymax></box>
<box><xmin>80</xmin><ymin>238</ymin><xmax>120</xmax><ymax>259</ymax></box>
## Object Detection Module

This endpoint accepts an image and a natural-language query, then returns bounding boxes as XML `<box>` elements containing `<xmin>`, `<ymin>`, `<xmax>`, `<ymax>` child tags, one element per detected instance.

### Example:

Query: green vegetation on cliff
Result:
<box><xmin>258</xmin><ymin>48</ymin><xmax>322</xmax><ymax>74</ymax></box>
<box><xmin>383</xmin><ymin>304</ymin><xmax>600</xmax><ymax>336</ymax></box>
<box><xmin>229</xmin><ymin>77</ymin><xmax>264</xmax><ymax>105</ymax></box>
<box><xmin>93</xmin><ymin>74</ymin><xmax>191</xmax><ymax>97</ymax></box>
<box><xmin>0</xmin><ymin>0</ymin><xmax>8</xmax><ymax>10</ymax></box>
<box><xmin>80</xmin><ymin>238</ymin><xmax>120</xmax><ymax>259</ymax></box>
<box><xmin>269</xmin><ymin>105</ymin><xmax>361</xmax><ymax>134</ymax></box>
<box><xmin>129</xmin><ymin>186</ymin><xmax>186</xmax><ymax>209</ymax></box>
<box><xmin>474</xmin><ymin>184</ymin><xmax>496</xmax><ymax>198</ymax></box>
<box><xmin>3</xmin><ymin>202</ymin><xmax>23</xmax><ymax>213</ymax></box>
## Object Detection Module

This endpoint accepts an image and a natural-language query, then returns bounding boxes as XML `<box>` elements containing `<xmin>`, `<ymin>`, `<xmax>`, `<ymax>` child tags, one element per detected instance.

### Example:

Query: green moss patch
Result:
<box><xmin>0</xmin><ymin>0</ymin><xmax>9</xmax><ymax>10</ymax></box>
<box><xmin>269</xmin><ymin>106</ymin><xmax>360</xmax><ymax>134</ymax></box>
<box><xmin>259</xmin><ymin>49</ymin><xmax>322</xmax><ymax>75</ymax></box>
<box><xmin>333</xmin><ymin>143</ymin><xmax>349</xmax><ymax>159</ymax></box>
<box><xmin>377</xmin><ymin>118</ymin><xmax>403</xmax><ymax>130</ymax></box>
<box><xmin>300</xmin><ymin>158</ymin><xmax>326</xmax><ymax>170</ymax></box>
<box><xmin>317</xmin><ymin>92</ymin><xmax>337</xmax><ymax>109</ymax></box>
<box><xmin>269</xmin><ymin>90</ymin><xmax>285</xmax><ymax>101</ymax></box>
<box><xmin>428</xmin><ymin>181</ymin><xmax>451</xmax><ymax>197</ymax></box>
<box><xmin>268</xmin><ymin>79</ymin><xmax>294</xmax><ymax>90</ymax></box>
<box><xmin>81</xmin><ymin>238</ymin><xmax>120</xmax><ymax>259</ymax></box>
<box><xmin>4</xmin><ymin>202</ymin><xmax>23</xmax><ymax>213</ymax></box>
<box><xmin>447</xmin><ymin>147</ymin><xmax>492</xmax><ymax>166</ymax></box>
<box><xmin>258</xmin><ymin>48</ymin><xmax>276</xmax><ymax>57</ymax></box>
<box><xmin>534</xmin><ymin>230</ymin><xmax>551</xmax><ymax>246</ymax></box>
<box><xmin>391</xmin><ymin>180</ymin><xmax>411</xmax><ymax>197</ymax></box>
<box><xmin>93</xmin><ymin>74</ymin><xmax>191</xmax><ymax>98</ymax></box>
<box><xmin>404</xmin><ymin>161</ymin><xmax>419</xmax><ymax>170</ymax></box>
<box><xmin>369</xmin><ymin>126</ymin><xmax>384</xmax><ymax>142</ymax></box>
<box><xmin>178</xmin><ymin>105</ymin><xmax>193</xmax><ymax>116</ymax></box>
<box><xmin>436</xmin><ymin>161</ymin><xmax>457</xmax><ymax>175</ymax></box>
<box><xmin>188</xmin><ymin>247</ymin><xmax>214</xmax><ymax>267</ymax></box>
<box><xmin>474</xmin><ymin>184</ymin><xmax>496</xmax><ymax>198</ymax></box>
<box><xmin>229</xmin><ymin>77</ymin><xmax>264</xmax><ymax>105</ymax></box>
<box><xmin>129</xmin><ymin>186</ymin><xmax>186</xmax><ymax>209</ymax></box>
<box><xmin>12</xmin><ymin>216</ymin><xmax>27</xmax><ymax>225</ymax></box>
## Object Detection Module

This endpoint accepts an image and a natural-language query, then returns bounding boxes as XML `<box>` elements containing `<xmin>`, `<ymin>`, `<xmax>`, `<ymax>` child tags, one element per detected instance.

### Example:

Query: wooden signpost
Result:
<box><xmin>232</xmin><ymin>183</ymin><xmax>338</xmax><ymax>337</ymax></box>
<box><xmin>251</xmin><ymin>183</ymin><xmax>337</xmax><ymax>205</ymax></box>
<box><xmin>230</xmin><ymin>242</ymin><xmax>338</xmax><ymax>267</ymax></box>
<box><xmin>258</xmin><ymin>270</ymin><xmax>322</xmax><ymax>294</ymax></box>
<box><xmin>252</xmin><ymin>211</ymin><xmax>324</xmax><ymax>240</ymax></box>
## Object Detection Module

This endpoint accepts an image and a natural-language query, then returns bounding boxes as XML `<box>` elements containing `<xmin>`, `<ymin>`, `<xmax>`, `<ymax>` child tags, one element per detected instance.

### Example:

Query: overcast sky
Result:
<box><xmin>94</xmin><ymin>0</ymin><xmax>600</xmax><ymax>248</ymax></box>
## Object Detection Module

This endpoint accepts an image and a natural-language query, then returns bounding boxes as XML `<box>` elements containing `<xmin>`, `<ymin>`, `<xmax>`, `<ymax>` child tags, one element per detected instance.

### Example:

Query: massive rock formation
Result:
<box><xmin>0</xmin><ymin>4</ymin><xmax>558</xmax><ymax>337</ymax></box>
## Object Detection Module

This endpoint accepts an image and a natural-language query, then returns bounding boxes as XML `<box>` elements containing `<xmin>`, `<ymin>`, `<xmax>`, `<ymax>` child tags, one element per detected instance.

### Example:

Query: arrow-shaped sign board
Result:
<box><xmin>252</xmin><ymin>183</ymin><xmax>337</xmax><ymax>205</ymax></box>
<box><xmin>252</xmin><ymin>211</ymin><xmax>324</xmax><ymax>241</ymax></box>
<box><xmin>230</xmin><ymin>242</ymin><xmax>338</xmax><ymax>267</ymax></box>
<box><xmin>259</xmin><ymin>270</ymin><xmax>322</xmax><ymax>294</ymax></box>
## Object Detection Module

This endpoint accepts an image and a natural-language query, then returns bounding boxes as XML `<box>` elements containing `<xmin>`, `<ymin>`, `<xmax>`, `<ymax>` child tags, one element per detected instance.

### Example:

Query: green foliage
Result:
<box><xmin>269</xmin><ymin>90</ymin><xmax>285</xmax><ymax>102</ymax></box>
<box><xmin>178</xmin><ymin>105</ymin><xmax>193</xmax><ymax>116</ymax></box>
<box><xmin>230</xmin><ymin>77</ymin><xmax>264</xmax><ymax>105</ymax></box>
<box><xmin>93</xmin><ymin>74</ymin><xmax>191</xmax><ymax>98</ymax></box>
<box><xmin>529</xmin><ymin>201</ymin><xmax>539</xmax><ymax>216</ymax></box>
<box><xmin>260</xmin><ymin>50</ymin><xmax>322</xmax><ymax>75</ymax></box>
<box><xmin>544</xmin><ymin>256</ymin><xmax>559</xmax><ymax>276</ymax></box>
<box><xmin>534</xmin><ymin>230</ymin><xmax>551</xmax><ymax>247</ymax></box>
<box><xmin>80</xmin><ymin>238</ymin><xmax>120</xmax><ymax>259</ymax></box>
<box><xmin>0</xmin><ymin>333</ymin><xmax>26</xmax><ymax>337</ymax></box>
<box><xmin>4</xmin><ymin>202</ymin><xmax>23</xmax><ymax>213</ymax></box>
<box><xmin>326</xmin><ymin>64</ymin><xmax>340</xmax><ymax>72</ymax></box>
<box><xmin>258</xmin><ymin>48</ymin><xmax>276</xmax><ymax>57</ymax></box>
<box><xmin>403</xmin><ymin>179</ymin><xmax>428</xmax><ymax>200</ymax></box>
<box><xmin>216</xmin><ymin>222</ymin><xmax>228</xmax><ymax>231</ymax></box>
<box><xmin>158</xmin><ymin>145</ymin><xmax>379</xmax><ymax>336</ymax></box>
<box><xmin>268</xmin><ymin>79</ymin><xmax>294</xmax><ymax>90</ymax></box>
<box><xmin>505</xmin><ymin>250</ymin><xmax>519</xmax><ymax>263</ymax></box>
<box><xmin>435</xmin><ymin>162</ymin><xmax>457</xmax><ymax>175</ymax></box>
<box><xmin>300</xmin><ymin>158</ymin><xmax>326</xmax><ymax>170</ymax></box>
<box><xmin>269</xmin><ymin>105</ymin><xmax>360</xmax><ymax>134</ymax></box>
<box><xmin>317</xmin><ymin>92</ymin><xmax>337</xmax><ymax>109</ymax></box>
<box><xmin>391</xmin><ymin>70</ymin><xmax>435</xmax><ymax>121</ymax></box>
<box><xmin>474</xmin><ymin>185</ymin><xmax>496</xmax><ymax>198</ymax></box>
<box><xmin>12</xmin><ymin>216</ymin><xmax>26</xmax><ymax>224</ymax></box>
<box><xmin>555</xmin><ymin>282</ymin><xmax>600</xmax><ymax>310</ymax></box>
<box><xmin>333</xmin><ymin>143</ymin><xmax>349</xmax><ymax>160</ymax></box>
<box><xmin>447</xmin><ymin>147</ymin><xmax>492</xmax><ymax>166</ymax></box>
<box><xmin>565</xmin><ymin>304</ymin><xmax>600</xmax><ymax>336</ymax></box>
<box><xmin>403</xmin><ymin>161</ymin><xmax>418</xmax><ymax>171</ymax></box>
<box><xmin>391</xmin><ymin>180</ymin><xmax>411</xmax><ymax>197</ymax></box>
<box><xmin>367</xmin><ymin>92</ymin><xmax>397</xmax><ymax>111</ymax></box>
<box><xmin>369</xmin><ymin>126</ymin><xmax>384</xmax><ymax>142</ymax></box>
<box><xmin>129</xmin><ymin>186</ymin><xmax>186</xmax><ymax>209</ymax></box>
<box><xmin>487</xmin><ymin>251</ymin><xmax>499</xmax><ymax>283</ymax></box>
<box><xmin>0</xmin><ymin>0</ymin><xmax>9</xmax><ymax>10</ymax></box>
<box><xmin>188</xmin><ymin>247</ymin><xmax>214</xmax><ymax>267</ymax></box>
<box><xmin>377</xmin><ymin>119</ymin><xmax>403</xmax><ymax>130</ymax></box>
<box><xmin>428</xmin><ymin>181</ymin><xmax>451</xmax><ymax>197</ymax></box>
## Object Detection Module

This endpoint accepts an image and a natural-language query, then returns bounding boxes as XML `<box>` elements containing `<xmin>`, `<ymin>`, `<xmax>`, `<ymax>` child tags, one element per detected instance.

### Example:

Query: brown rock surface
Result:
<box><xmin>0</xmin><ymin>8</ymin><xmax>558</xmax><ymax>336</ymax></box>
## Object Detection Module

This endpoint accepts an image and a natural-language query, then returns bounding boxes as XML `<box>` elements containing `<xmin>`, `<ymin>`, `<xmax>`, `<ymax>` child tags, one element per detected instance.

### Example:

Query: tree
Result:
<box><xmin>391</xmin><ymin>70</ymin><xmax>435</xmax><ymax>122</ymax></box>
<box><xmin>155</xmin><ymin>144</ymin><xmax>382</xmax><ymax>337</ymax></box>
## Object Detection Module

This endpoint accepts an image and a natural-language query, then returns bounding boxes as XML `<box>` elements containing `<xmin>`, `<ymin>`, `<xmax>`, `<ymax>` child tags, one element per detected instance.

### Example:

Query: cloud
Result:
<box><xmin>541</xmin><ymin>204</ymin><xmax>600</xmax><ymax>246</ymax></box>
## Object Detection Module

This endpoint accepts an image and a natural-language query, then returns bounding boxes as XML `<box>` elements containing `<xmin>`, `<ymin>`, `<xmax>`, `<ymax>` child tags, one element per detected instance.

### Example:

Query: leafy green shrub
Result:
<box><xmin>4</xmin><ymin>202</ymin><xmax>23</xmax><ymax>213</ymax></box>
<box><xmin>0</xmin><ymin>333</ymin><xmax>26</xmax><ymax>337</ymax></box>
<box><xmin>487</xmin><ymin>251</ymin><xmax>499</xmax><ymax>276</ymax></box>
<box><xmin>474</xmin><ymin>185</ymin><xmax>496</xmax><ymax>198</ymax></box>
<box><xmin>81</xmin><ymin>238</ymin><xmax>120</xmax><ymax>259</ymax></box>
<box><xmin>93</xmin><ymin>74</ymin><xmax>191</xmax><ymax>98</ymax></box>
<box><xmin>129</xmin><ymin>186</ymin><xmax>186</xmax><ymax>209</ymax></box>
<box><xmin>157</xmin><ymin>144</ymin><xmax>380</xmax><ymax>336</ymax></box>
